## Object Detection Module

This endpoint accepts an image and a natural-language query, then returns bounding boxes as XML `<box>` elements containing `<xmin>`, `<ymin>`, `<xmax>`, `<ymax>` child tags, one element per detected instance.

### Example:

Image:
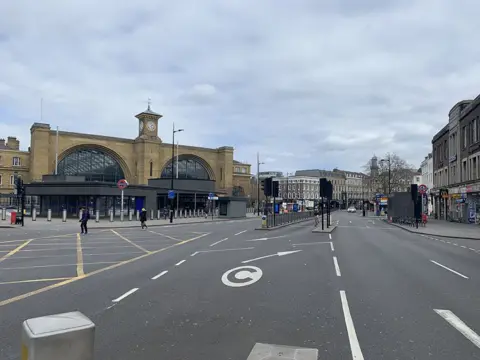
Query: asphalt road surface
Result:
<box><xmin>1</xmin><ymin>213</ymin><xmax>480</xmax><ymax>359</ymax></box>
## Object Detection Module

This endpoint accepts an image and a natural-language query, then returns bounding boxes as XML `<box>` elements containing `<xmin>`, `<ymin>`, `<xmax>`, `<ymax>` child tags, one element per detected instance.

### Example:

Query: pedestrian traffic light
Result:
<box><xmin>272</xmin><ymin>180</ymin><xmax>279</xmax><ymax>197</ymax></box>
<box><xmin>264</xmin><ymin>177</ymin><xmax>273</xmax><ymax>196</ymax></box>
<box><xmin>15</xmin><ymin>176</ymin><xmax>23</xmax><ymax>195</ymax></box>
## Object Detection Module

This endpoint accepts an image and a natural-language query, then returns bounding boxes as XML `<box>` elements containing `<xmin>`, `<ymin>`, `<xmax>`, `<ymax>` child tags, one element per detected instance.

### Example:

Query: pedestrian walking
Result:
<box><xmin>140</xmin><ymin>208</ymin><xmax>148</xmax><ymax>229</ymax></box>
<box><xmin>79</xmin><ymin>208</ymin><xmax>90</xmax><ymax>235</ymax></box>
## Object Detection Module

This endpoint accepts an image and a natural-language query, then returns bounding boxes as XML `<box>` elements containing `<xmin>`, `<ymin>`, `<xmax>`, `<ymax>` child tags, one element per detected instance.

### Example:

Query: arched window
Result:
<box><xmin>57</xmin><ymin>148</ymin><xmax>125</xmax><ymax>183</ymax></box>
<box><xmin>161</xmin><ymin>155</ymin><xmax>211</xmax><ymax>180</ymax></box>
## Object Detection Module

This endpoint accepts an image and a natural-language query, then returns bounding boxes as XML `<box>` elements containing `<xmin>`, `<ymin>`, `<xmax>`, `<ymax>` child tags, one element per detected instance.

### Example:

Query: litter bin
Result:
<box><xmin>10</xmin><ymin>211</ymin><xmax>16</xmax><ymax>225</ymax></box>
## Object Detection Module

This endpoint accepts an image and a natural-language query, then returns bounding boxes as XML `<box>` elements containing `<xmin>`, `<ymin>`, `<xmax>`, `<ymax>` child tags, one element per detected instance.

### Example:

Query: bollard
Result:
<box><xmin>129</xmin><ymin>211</ymin><xmax>133</xmax><ymax>221</ymax></box>
<box><xmin>79</xmin><ymin>209</ymin><xmax>83</xmax><ymax>221</ymax></box>
<box><xmin>21</xmin><ymin>311</ymin><xmax>95</xmax><ymax>360</ymax></box>
<box><xmin>47</xmin><ymin>209</ymin><xmax>52</xmax><ymax>222</ymax></box>
<box><xmin>189</xmin><ymin>209</ymin><xmax>192</xmax><ymax>217</ymax></box>
<box><xmin>120</xmin><ymin>210</ymin><xmax>124</xmax><ymax>222</ymax></box>
<box><xmin>184</xmin><ymin>209</ymin><xmax>187</xmax><ymax>218</ymax></box>
<box><xmin>109</xmin><ymin>211</ymin><xmax>114</xmax><ymax>222</ymax></box>
<box><xmin>2</xmin><ymin>207</ymin><xmax>6</xmax><ymax>220</ymax></box>
<box><xmin>175</xmin><ymin>210</ymin><xmax>178</xmax><ymax>218</ymax></box>
<box><xmin>95</xmin><ymin>210</ymin><xmax>100</xmax><ymax>223</ymax></box>
<box><xmin>136</xmin><ymin>211</ymin><xmax>140</xmax><ymax>221</ymax></box>
<box><xmin>32</xmin><ymin>208</ymin><xmax>37</xmax><ymax>221</ymax></box>
<box><xmin>62</xmin><ymin>209</ymin><xmax>67</xmax><ymax>222</ymax></box>
<box><xmin>150</xmin><ymin>209</ymin><xmax>154</xmax><ymax>220</ymax></box>
<box><xmin>157</xmin><ymin>209</ymin><xmax>161</xmax><ymax>220</ymax></box>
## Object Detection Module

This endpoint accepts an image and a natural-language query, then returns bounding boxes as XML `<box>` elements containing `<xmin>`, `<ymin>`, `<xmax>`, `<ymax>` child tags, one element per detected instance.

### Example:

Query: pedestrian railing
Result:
<box><xmin>265</xmin><ymin>211</ymin><xmax>315</xmax><ymax>228</ymax></box>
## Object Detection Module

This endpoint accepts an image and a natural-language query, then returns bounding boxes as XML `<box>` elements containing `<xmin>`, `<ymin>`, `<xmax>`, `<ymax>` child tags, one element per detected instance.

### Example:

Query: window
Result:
<box><xmin>0</xmin><ymin>174</ymin><xmax>2</xmax><ymax>185</ymax></box>
<box><xmin>10</xmin><ymin>175</ymin><xmax>14</xmax><ymax>185</ymax></box>
<box><xmin>149</xmin><ymin>162</ymin><xmax>153</xmax><ymax>177</ymax></box>
<box><xmin>473</xmin><ymin>119</ymin><xmax>478</xmax><ymax>143</ymax></box>
<box><xmin>241</xmin><ymin>167</ymin><xmax>247</xmax><ymax>173</ymax></box>
<box><xmin>463</xmin><ymin>126</ymin><xmax>468</xmax><ymax>148</ymax></box>
<box><xmin>12</xmin><ymin>157</ymin><xmax>20</xmax><ymax>166</ymax></box>
<box><xmin>234</xmin><ymin>167</ymin><xmax>240</xmax><ymax>173</ymax></box>
<box><xmin>416</xmin><ymin>177</ymin><xmax>420</xmax><ymax>182</ymax></box>
<box><xmin>161</xmin><ymin>155</ymin><xmax>211</xmax><ymax>180</ymax></box>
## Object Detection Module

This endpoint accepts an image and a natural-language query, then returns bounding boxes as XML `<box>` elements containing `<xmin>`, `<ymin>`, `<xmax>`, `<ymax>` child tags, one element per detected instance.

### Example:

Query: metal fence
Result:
<box><xmin>265</xmin><ymin>211</ymin><xmax>315</xmax><ymax>227</ymax></box>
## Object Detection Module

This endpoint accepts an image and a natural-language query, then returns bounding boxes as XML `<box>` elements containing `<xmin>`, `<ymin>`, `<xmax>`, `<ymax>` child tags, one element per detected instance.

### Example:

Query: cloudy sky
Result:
<box><xmin>1</xmin><ymin>0</ymin><xmax>480</xmax><ymax>174</ymax></box>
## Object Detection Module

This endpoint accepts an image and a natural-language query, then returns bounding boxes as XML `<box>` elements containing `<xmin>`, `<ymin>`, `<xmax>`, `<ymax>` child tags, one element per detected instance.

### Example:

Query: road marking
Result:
<box><xmin>241</xmin><ymin>250</ymin><xmax>302</xmax><ymax>264</ymax></box>
<box><xmin>0</xmin><ymin>239</ymin><xmax>33</xmax><ymax>264</ymax></box>
<box><xmin>110</xmin><ymin>229</ymin><xmax>150</xmax><ymax>254</ymax></box>
<box><xmin>245</xmin><ymin>235</ymin><xmax>286</xmax><ymax>242</ymax></box>
<box><xmin>430</xmin><ymin>260</ymin><xmax>469</xmax><ymax>279</ymax></box>
<box><xmin>148</xmin><ymin>230</ymin><xmax>181</xmax><ymax>242</ymax></box>
<box><xmin>234</xmin><ymin>230</ymin><xmax>248</xmax><ymax>236</ymax></box>
<box><xmin>469</xmin><ymin>248</ymin><xmax>476</xmax><ymax>251</ymax></box>
<box><xmin>0</xmin><ymin>261</ymin><xmax>119</xmax><ymax>270</ymax></box>
<box><xmin>372</xmin><ymin>221</ymin><xmax>375</xmax><ymax>225</ymax></box>
<box><xmin>333</xmin><ymin>256</ymin><xmax>341</xmax><ymax>276</ymax></box>
<box><xmin>440</xmin><ymin>240</ymin><xmax>445</xmax><ymax>242</ymax></box>
<box><xmin>434</xmin><ymin>309</ymin><xmax>480</xmax><ymax>349</ymax></box>
<box><xmin>0</xmin><ymin>277</ymin><xmax>73</xmax><ymax>285</ymax></box>
<box><xmin>76</xmin><ymin>233</ymin><xmax>85</xmax><ymax>277</ymax></box>
<box><xmin>292</xmin><ymin>242</ymin><xmax>332</xmax><ymax>246</ymax></box>
<box><xmin>210</xmin><ymin>238</ymin><xmax>229</xmax><ymax>247</ymax></box>
<box><xmin>152</xmin><ymin>270</ymin><xmax>168</xmax><ymax>280</ymax></box>
<box><xmin>461</xmin><ymin>245</ymin><xmax>467</xmax><ymax>249</ymax></box>
<box><xmin>330</xmin><ymin>242</ymin><xmax>335</xmax><ymax>251</ymax></box>
<box><xmin>222</xmin><ymin>266</ymin><xmax>263</xmax><ymax>287</ymax></box>
<box><xmin>112</xmin><ymin>288</ymin><xmax>139</xmax><ymax>303</ymax></box>
<box><xmin>453</xmin><ymin>243</ymin><xmax>458</xmax><ymax>246</ymax></box>
<box><xmin>175</xmin><ymin>260</ymin><xmax>186</xmax><ymax>266</ymax></box>
<box><xmin>329</xmin><ymin>234</ymin><xmax>332</xmax><ymax>240</ymax></box>
<box><xmin>340</xmin><ymin>290</ymin><xmax>364</xmax><ymax>360</ymax></box>
<box><xmin>349</xmin><ymin>221</ymin><xmax>352</xmax><ymax>224</ymax></box>
<box><xmin>191</xmin><ymin>247</ymin><xmax>255</xmax><ymax>256</ymax></box>
<box><xmin>0</xmin><ymin>230</ymin><xmax>209</xmax><ymax>307</ymax></box>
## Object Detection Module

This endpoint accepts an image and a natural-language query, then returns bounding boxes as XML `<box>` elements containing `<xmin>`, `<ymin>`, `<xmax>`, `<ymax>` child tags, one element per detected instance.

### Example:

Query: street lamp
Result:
<box><xmin>170</xmin><ymin>123</ymin><xmax>184</xmax><ymax>223</ymax></box>
<box><xmin>256</xmin><ymin>152</ymin><xmax>264</xmax><ymax>216</ymax></box>
<box><xmin>380</xmin><ymin>157</ymin><xmax>391</xmax><ymax>194</ymax></box>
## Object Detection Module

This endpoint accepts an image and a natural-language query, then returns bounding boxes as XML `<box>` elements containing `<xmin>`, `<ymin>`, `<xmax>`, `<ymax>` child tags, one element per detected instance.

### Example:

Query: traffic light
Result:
<box><xmin>264</xmin><ymin>177</ymin><xmax>273</xmax><ymax>196</ymax></box>
<box><xmin>260</xmin><ymin>179</ymin><xmax>265</xmax><ymax>193</ymax></box>
<box><xmin>15</xmin><ymin>175</ymin><xmax>23</xmax><ymax>195</ymax></box>
<box><xmin>272</xmin><ymin>181</ymin><xmax>279</xmax><ymax>197</ymax></box>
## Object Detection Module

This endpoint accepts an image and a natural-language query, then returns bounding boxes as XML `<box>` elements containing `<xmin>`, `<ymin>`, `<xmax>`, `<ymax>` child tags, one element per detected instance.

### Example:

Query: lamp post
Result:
<box><xmin>256</xmin><ymin>153</ymin><xmax>264</xmax><ymax>216</ymax></box>
<box><xmin>380</xmin><ymin>157</ymin><xmax>392</xmax><ymax>194</ymax></box>
<box><xmin>170</xmin><ymin>123</ymin><xmax>184</xmax><ymax>223</ymax></box>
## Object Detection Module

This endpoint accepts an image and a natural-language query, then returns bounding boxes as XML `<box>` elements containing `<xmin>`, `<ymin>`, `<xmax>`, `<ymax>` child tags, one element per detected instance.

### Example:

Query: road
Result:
<box><xmin>1</xmin><ymin>212</ymin><xmax>480</xmax><ymax>359</ymax></box>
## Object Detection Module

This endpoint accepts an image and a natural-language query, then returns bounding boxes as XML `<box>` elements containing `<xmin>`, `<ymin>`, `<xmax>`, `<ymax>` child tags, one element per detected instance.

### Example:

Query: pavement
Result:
<box><xmin>1</xmin><ymin>211</ymin><xmax>480</xmax><ymax>359</ymax></box>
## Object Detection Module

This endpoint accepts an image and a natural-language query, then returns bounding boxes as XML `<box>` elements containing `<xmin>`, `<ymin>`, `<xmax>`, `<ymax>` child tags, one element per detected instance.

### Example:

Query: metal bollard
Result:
<box><xmin>184</xmin><ymin>209</ymin><xmax>187</xmax><ymax>218</ymax></box>
<box><xmin>120</xmin><ymin>210</ymin><xmax>124</xmax><ymax>222</ymax></box>
<box><xmin>189</xmin><ymin>209</ymin><xmax>192</xmax><ymax>217</ymax></box>
<box><xmin>175</xmin><ymin>210</ymin><xmax>178</xmax><ymax>218</ymax></box>
<box><xmin>47</xmin><ymin>209</ymin><xmax>52</xmax><ymax>222</ymax></box>
<box><xmin>62</xmin><ymin>209</ymin><xmax>67</xmax><ymax>222</ymax></box>
<box><xmin>129</xmin><ymin>211</ymin><xmax>133</xmax><ymax>221</ymax></box>
<box><xmin>1</xmin><ymin>207</ymin><xmax>6</xmax><ymax>221</ymax></box>
<box><xmin>32</xmin><ymin>208</ymin><xmax>37</xmax><ymax>221</ymax></box>
<box><xmin>157</xmin><ymin>209</ymin><xmax>161</xmax><ymax>220</ymax></box>
<box><xmin>21</xmin><ymin>311</ymin><xmax>95</xmax><ymax>360</ymax></box>
<box><xmin>150</xmin><ymin>209</ymin><xmax>154</xmax><ymax>220</ymax></box>
<box><xmin>136</xmin><ymin>211</ymin><xmax>140</xmax><ymax>221</ymax></box>
<box><xmin>95</xmin><ymin>209</ymin><xmax>100</xmax><ymax>223</ymax></box>
<box><xmin>79</xmin><ymin>209</ymin><xmax>83</xmax><ymax>221</ymax></box>
<box><xmin>110</xmin><ymin>211</ymin><xmax>114</xmax><ymax>222</ymax></box>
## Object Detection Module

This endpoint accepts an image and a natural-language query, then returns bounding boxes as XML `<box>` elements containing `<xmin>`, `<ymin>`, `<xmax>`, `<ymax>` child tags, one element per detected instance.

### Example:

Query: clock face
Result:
<box><xmin>147</xmin><ymin>121</ymin><xmax>156</xmax><ymax>132</ymax></box>
<box><xmin>139</xmin><ymin>121</ymin><xmax>144</xmax><ymax>131</ymax></box>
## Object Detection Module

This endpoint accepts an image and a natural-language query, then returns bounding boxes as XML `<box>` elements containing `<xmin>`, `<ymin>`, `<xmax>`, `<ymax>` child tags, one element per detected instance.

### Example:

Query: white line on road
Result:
<box><xmin>246</xmin><ymin>235</ymin><xmax>286</xmax><ymax>242</ymax></box>
<box><xmin>210</xmin><ymin>238</ymin><xmax>229</xmax><ymax>247</ymax></box>
<box><xmin>242</xmin><ymin>250</ymin><xmax>302</xmax><ymax>264</ymax></box>
<box><xmin>190</xmin><ymin>247</ymin><xmax>255</xmax><ymax>256</ymax></box>
<box><xmin>333</xmin><ymin>256</ymin><xmax>341</xmax><ymax>276</ymax></box>
<box><xmin>330</xmin><ymin>242</ymin><xmax>335</xmax><ymax>251</ymax></box>
<box><xmin>175</xmin><ymin>260</ymin><xmax>186</xmax><ymax>266</ymax></box>
<box><xmin>453</xmin><ymin>243</ymin><xmax>458</xmax><ymax>246</ymax></box>
<box><xmin>329</xmin><ymin>234</ymin><xmax>332</xmax><ymax>240</ymax></box>
<box><xmin>292</xmin><ymin>242</ymin><xmax>332</xmax><ymax>247</ymax></box>
<box><xmin>430</xmin><ymin>260</ymin><xmax>469</xmax><ymax>279</ymax></box>
<box><xmin>112</xmin><ymin>288</ymin><xmax>139</xmax><ymax>303</ymax></box>
<box><xmin>349</xmin><ymin>221</ymin><xmax>352</xmax><ymax>224</ymax></box>
<box><xmin>470</xmin><ymin>248</ymin><xmax>476</xmax><ymax>251</ymax></box>
<box><xmin>434</xmin><ymin>309</ymin><xmax>480</xmax><ymax>349</ymax></box>
<box><xmin>152</xmin><ymin>270</ymin><xmax>168</xmax><ymax>280</ymax></box>
<box><xmin>340</xmin><ymin>291</ymin><xmax>364</xmax><ymax>360</ymax></box>
<box><xmin>234</xmin><ymin>230</ymin><xmax>248</xmax><ymax>236</ymax></box>
<box><xmin>461</xmin><ymin>245</ymin><xmax>467</xmax><ymax>249</ymax></box>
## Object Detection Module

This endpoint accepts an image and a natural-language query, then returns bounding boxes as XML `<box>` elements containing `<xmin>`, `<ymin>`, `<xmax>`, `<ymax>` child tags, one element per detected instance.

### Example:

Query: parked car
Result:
<box><xmin>347</xmin><ymin>206</ymin><xmax>356</xmax><ymax>213</ymax></box>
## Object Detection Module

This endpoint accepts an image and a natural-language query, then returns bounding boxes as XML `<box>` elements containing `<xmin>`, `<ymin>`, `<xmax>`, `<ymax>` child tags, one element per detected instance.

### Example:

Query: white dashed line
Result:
<box><xmin>112</xmin><ymin>288</ymin><xmax>139</xmax><ymax>303</ymax></box>
<box><xmin>469</xmin><ymin>248</ymin><xmax>476</xmax><ymax>251</ymax></box>
<box><xmin>152</xmin><ymin>270</ymin><xmax>168</xmax><ymax>280</ymax></box>
<box><xmin>333</xmin><ymin>256</ymin><xmax>341</xmax><ymax>276</ymax></box>
<box><xmin>453</xmin><ymin>243</ymin><xmax>458</xmax><ymax>246</ymax></box>
<box><xmin>330</xmin><ymin>242</ymin><xmax>335</xmax><ymax>251</ymax></box>
<box><xmin>329</xmin><ymin>234</ymin><xmax>332</xmax><ymax>240</ymax></box>
<box><xmin>210</xmin><ymin>238</ymin><xmax>229</xmax><ymax>247</ymax></box>
<box><xmin>175</xmin><ymin>260</ymin><xmax>186</xmax><ymax>266</ymax></box>
<box><xmin>430</xmin><ymin>260</ymin><xmax>469</xmax><ymax>279</ymax></box>
<box><xmin>461</xmin><ymin>245</ymin><xmax>467</xmax><ymax>249</ymax></box>
<box><xmin>435</xmin><ymin>309</ymin><xmax>480</xmax><ymax>350</ymax></box>
<box><xmin>234</xmin><ymin>230</ymin><xmax>248</xmax><ymax>236</ymax></box>
<box><xmin>340</xmin><ymin>291</ymin><xmax>364</xmax><ymax>359</ymax></box>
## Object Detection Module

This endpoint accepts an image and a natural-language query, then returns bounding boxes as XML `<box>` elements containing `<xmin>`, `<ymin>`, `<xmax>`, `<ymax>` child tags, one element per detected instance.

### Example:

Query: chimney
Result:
<box><xmin>6</xmin><ymin>136</ymin><xmax>20</xmax><ymax>150</ymax></box>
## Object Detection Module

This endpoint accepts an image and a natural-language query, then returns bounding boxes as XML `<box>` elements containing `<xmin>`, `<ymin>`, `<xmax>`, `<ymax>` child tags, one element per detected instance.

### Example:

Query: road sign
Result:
<box><xmin>221</xmin><ymin>266</ymin><xmax>263</xmax><ymax>287</ymax></box>
<box><xmin>418</xmin><ymin>184</ymin><xmax>428</xmax><ymax>194</ymax></box>
<box><xmin>293</xmin><ymin>204</ymin><xmax>298</xmax><ymax>212</ymax></box>
<box><xmin>168</xmin><ymin>190</ymin><xmax>175</xmax><ymax>199</ymax></box>
<box><xmin>117</xmin><ymin>179</ymin><xmax>129</xmax><ymax>190</ymax></box>
<box><xmin>208</xmin><ymin>192</ymin><xmax>215</xmax><ymax>199</ymax></box>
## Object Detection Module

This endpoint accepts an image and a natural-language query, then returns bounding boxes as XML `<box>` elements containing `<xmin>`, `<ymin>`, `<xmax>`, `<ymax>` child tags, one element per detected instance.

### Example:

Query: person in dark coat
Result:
<box><xmin>140</xmin><ymin>208</ymin><xmax>148</xmax><ymax>229</ymax></box>
<box><xmin>79</xmin><ymin>208</ymin><xmax>90</xmax><ymax>234</ymax></box>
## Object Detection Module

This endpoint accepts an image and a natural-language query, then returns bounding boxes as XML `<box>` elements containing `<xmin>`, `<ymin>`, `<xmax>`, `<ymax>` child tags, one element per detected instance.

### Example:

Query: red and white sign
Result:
<box><xmin>418</xmin><ymin>184</ymin><xmax>428</xmax><ymax>194</ymax></box>
<box><xmin>117</xmin><ymin>179</ymin><xmax>129</xmax><ymax>190</ymax></box>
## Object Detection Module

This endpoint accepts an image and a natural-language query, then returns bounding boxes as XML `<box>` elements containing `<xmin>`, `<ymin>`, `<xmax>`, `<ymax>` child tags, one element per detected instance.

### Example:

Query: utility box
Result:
<box><xmin>217</xmin><ymin>196</ymin><xmax>248</xmax><ymax>218</ymax></box>
<box><xmin>21</xmin><ymin>311</ymin><xmax>95</xmax><ymax>360</ymax></box>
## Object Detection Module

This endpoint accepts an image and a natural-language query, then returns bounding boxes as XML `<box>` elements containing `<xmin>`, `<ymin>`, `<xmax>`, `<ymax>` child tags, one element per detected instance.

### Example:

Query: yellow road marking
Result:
<box><xmin>0</xmin><ymin>261</ymin><xmax>118</xmax><ymax>270</ymax></box>
<box><xmin>3</xmin><ymin>245</ymin><xmax>145</xmax><ymax>253</ymax></box>
<box><xmin>0</xmin><ymin>277</ymin><xmax>72</xmax><ymax>285</ymax></box>
<box><xmin>148</xmin><ymin>230</ymin><xmax>182</xmax><ymax>242</ymax></box>
<box><xmin>76</xmin><ymin>233</ymin><xmax>84</xmax><ymax>277</ymax></box>
<box><xmin>0</xmin><ymin>239</ymin><xmax>33</xmax><ymax>263</ymax></box>
<box><xmin>8</xmin><ymin>251</ymin><xmax>144</xmax><ymax>260</ymax></box>
<box><xmin>0</xmin><ymin>239</ymin><xmax>32</xmax><ymax>244</ymax></box>
<box><xmin>110</xmin><ymin>229</ymin><xmax>150</xmax><ymax>254</ymax></box>
<box><xmin>0</xmin><ymin>230</ymin><xmax>211</xmax><ymax>307</ymax></box>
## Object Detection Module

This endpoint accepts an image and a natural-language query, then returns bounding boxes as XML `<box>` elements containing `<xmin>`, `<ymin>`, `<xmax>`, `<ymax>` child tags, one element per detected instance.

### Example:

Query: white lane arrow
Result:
<box><xmin>241</xmin><ymin>250</ymin><xmax>302</xmax><ymax>264</ymax></box>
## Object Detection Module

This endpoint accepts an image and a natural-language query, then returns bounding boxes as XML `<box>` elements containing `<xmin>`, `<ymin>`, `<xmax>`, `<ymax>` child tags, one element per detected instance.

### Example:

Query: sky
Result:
<box><xmin>1</xmin><ymin>0</ymin><xmax>480</xmax><ymax>174</ymax></box>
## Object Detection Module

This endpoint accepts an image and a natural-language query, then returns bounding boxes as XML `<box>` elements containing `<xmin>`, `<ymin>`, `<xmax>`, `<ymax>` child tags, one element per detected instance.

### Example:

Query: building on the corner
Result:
<box><xmin>0</xmin><ymin>104</ymin><xmax>251</xmax><ymax>217</ymax></box>
<box><xmin>432</xmin><ymin>124</ymin><xmax>449</xmax><ymax>220</ymax></box>
<box><xmin>420</xmin><ymin>153</ymin><xmax>434</xmax><ymax>214</ymax></box>
<box><xmin>274</xmin><ymin>175</ymin><xmax>319</xmax><ymax>209</ymax></box>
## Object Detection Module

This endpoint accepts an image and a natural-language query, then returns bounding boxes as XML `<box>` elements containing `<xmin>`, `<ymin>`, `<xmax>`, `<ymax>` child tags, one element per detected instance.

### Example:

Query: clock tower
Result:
<box><xmin>135</xmin><ymin>100</ymin><xmax>162</xmax><ymax>140</ymax></box>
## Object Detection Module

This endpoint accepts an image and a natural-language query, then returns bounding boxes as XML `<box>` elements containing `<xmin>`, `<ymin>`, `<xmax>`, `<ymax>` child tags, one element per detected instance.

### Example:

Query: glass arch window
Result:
<box><xmin>161</xmin><ymin>156</ymin><xmax>210</xmax><ymax>180</ymax></box>
<box><xmin>57</xmin><ymin>148</ymin><xmax>125</xmax><ymax>183</ymax></box>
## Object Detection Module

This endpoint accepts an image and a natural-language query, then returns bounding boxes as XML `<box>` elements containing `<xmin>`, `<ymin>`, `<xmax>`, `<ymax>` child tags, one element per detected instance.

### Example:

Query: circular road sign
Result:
<box><xmin>117</xmin><ymin>179</ymin><xmax>129</xmax><ymax>190</ymax></box>
<box><xmin>418</xmin><ymin>184</ymin><xmax>428</xmax><ymax>194</ymax></box>
<box><xmin>221</xmin><ymin>266</ymin><xmax>263</xmax><ymax>288</ymax></box>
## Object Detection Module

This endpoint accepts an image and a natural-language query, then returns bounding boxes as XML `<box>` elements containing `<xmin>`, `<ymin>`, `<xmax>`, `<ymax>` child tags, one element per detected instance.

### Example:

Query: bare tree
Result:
<box><xmin>363</xmin><ymin>153</ymin><xmax>416</xmax><ymax>195</ymax></box>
